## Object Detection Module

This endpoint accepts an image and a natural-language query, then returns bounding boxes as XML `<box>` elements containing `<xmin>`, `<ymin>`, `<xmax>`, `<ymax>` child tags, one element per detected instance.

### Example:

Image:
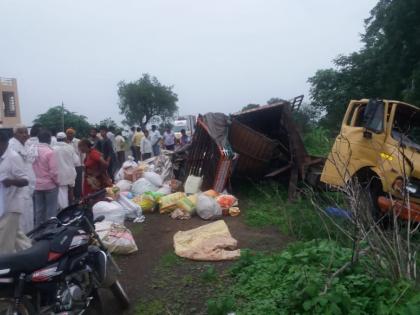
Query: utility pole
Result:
<box><xmin>61</xmin><ymin>101</ymin><xmax>64</xmax><ymax>132</ymax></box>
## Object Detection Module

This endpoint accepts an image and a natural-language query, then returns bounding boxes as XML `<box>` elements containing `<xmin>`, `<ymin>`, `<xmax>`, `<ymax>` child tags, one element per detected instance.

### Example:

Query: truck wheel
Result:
<box><xmin>354</xmin><ymin>173</ymin><xmax>388</xmax><ymax>227</ymax></box>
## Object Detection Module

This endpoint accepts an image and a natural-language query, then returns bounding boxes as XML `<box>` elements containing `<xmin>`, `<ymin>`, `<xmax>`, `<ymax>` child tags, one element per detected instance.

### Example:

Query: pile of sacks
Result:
<box><xmin>91</xmin><ymin>187</ymin><xmax>142</xmax><ymax>255</ymax></box>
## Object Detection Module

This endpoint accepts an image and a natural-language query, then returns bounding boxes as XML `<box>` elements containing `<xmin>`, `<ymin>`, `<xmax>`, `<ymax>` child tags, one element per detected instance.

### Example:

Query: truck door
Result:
<box><xmin>321</xmin><ymin>100</ymin><xmax>387</xmax><ymax>187</ymax></box>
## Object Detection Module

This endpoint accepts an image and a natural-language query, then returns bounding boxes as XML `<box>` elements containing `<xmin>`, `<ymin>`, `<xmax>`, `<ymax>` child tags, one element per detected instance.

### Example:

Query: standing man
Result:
<box><xmin>107</xmin><ymin>126</ymin><xmax>116</xmax><ymax>151</ymax></box>
<box><xmin>54</xmin><ymin>132</ymin><xmax>78</xmax><ymax>209</ymax></box>
<box><xmin>180</xmin><ymin>129</ymin><xmax>190</xmax><ymax>147</ymax></box>
<box><xmin>65</xmin><ymin>128</ymin><xmax>83</xmax><ymax>201</ymax></box>
<box><xmin>99</xmin><ymin>126</ymin><xmax>117</xmax><ymax>179</ymax></box>
<box><xmin>33</xmin><ymin>130</ymin><xmax>59</xmax><ymax>227</ymax></box>
<box><xmin>132</xmin><ymin>127</ymin><xmax>143</xmax><ymax>161</ymax></box>
<box><xmin>89</xmin><ymin>127</ymin><xmax>102</xmax><ymax>152</ymax></box>
<box><xmin>150</xmin><ymin>125</ymin><xmax>162</xmax><ymax>156</ymax></box>
<box><xmin>128</xmin><ymin>126</ymin><xmax>136</xmax><ymax>159</ymax></box>
<box><xmin>25</xmin><ymin>123</ymin><xmax>42</xmax><ymax>164</ymax></box>
<box><xmin>115</xmin><ymin>131</ymin><xmax>126</xmax><ymax>168</ymax></box>
<box><xmin>0</xmin><ymin>131</ymin><xmax>31</xmax><ymax>254</ymax></box>
<box><xmin>163</xmin><ymin>127</ymin><xmax>176</xmax><ymax>151</ymax></box>
<box><xmin>8</xmin><ymin>125</ymin><xmax>35</xmax><ymax>233</ymax></box>
<box><xmin>140</xmin><ymin>130</ymin><xmax>153</xmax><ymax>160</ymax></box>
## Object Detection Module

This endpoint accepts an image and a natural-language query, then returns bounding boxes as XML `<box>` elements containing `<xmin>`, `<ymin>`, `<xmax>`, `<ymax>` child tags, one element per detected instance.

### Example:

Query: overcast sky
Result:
<box><xmin>1</xmin><ymin>0</ymin><xmax>377</xmax><ymax>126</ymax></box>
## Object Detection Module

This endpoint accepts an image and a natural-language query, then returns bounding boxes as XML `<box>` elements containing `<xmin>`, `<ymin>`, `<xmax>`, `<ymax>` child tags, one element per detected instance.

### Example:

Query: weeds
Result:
<box><xmin>159</xmin><ymin>252</ymin><xmax>181</xmax><ymax>269</ymax></box>
<box><xmin>240</xmin><ymin>181</ymin><xmax>349</xmax><ymax>245</ymax></box>
<box><xmin>212</xmin><ymin>241</ymin><xmax>420</xmax><ymax>314</ymax></box>
<box><xmin>201</xmin><ymin>265</ymin><xmax>218</xmax><ymax>283</ymax></box>
<box><xmin>303</xmin><ymin>127</ymin><xmax>333</xmax><ymax>157</ymax></box>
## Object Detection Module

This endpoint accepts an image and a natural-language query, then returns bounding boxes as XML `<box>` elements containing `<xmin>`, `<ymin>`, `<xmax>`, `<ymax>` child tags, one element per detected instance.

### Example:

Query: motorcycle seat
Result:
<box><xmin>0</xmin><ymin>240</ymin><xmax>50</xmax><ymax>274</ymax></box>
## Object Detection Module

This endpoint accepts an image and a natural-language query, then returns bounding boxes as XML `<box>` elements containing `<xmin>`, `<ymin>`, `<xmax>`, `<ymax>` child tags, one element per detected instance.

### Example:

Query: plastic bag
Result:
<box><xmin>95</xmin><ymin>221</ymin><xmax>138</xmax><ymax>255</ymax></box>
<box><xmin>116</xmin><ymin>180</ymin><xmax>132</xmax><ymax>192</ymax></box>
<box><xmin>168</xmin><ymin>179</ymin><xmax>183</xmax><ymax>193</ymax></box>
<box><xmin>170</xmin><ymin>208</ymin><xmax>191</xmax><ymax>220</ymax></box>
<box><xmin>116</xmin><ymin>194</ymin><xmax>143</xmax><ymax>220</ymax></box>
<box><xmin>92</xmin><ymin>201</ymin><xmax>126</xmax><ymax>225</ymax></box>
<box><xmin>196</xmin><ymin>194</ymin><xmax>222</xmax><ymax>220</ymax></box>
<box><xmin>176</xmin><ymin>196</ymin><xmax>196</xmax><ymax>214</ymax></box>
<box><xmin>216</xmin><ymin>195</ymin><xmax>237</xmax><ymax>209</ymax></box>
<box><xmin>143</xmin><ymin>172</ymin><xmax>163</xmax><ymax>187</ymax></box>
<box><xmin>159</xmin><ymin>192</ymin><xmax>186</xmax><ymax>214</ymax></box>
<box><xmin>131</xmin><ymin>178</ymin><xmax>158</xmax><ymax>196</ymax></box>
<box><xmin>156</xmin><ymin>184</ymin><xmax>172</xmax><ymax>195</ymax></box>
<box><xmin>133</xmin><ymin>193</ymin><xmax>156</xmax><ymax>212</ymax></box>
<box><xmin>184</xmin><ymin>175</ymin><xmax>203</xmax><ymax>194</ymax></box>
<box><xmin>114</xmin><ymin>157</ymin><xmax>138</xmax><ymax>182</ymax></box>
<box><xmin>203</xmin><ymin>190</ymin><xmax>220</xmax><ymax>198</ymax></box>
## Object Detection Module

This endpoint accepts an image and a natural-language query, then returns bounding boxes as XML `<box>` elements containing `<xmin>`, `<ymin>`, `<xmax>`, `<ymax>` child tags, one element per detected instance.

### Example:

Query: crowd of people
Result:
<box><xmin>0</xmin><ymin>123</ymin><xmax>191</xmax><ymax>254</ymax></box>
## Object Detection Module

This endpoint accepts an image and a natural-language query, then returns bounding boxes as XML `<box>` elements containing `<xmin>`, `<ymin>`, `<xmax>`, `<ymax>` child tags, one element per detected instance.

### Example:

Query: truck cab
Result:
<box><xmin>321</xmin><ymin>99</ymin><xmax>420</xmax><ymax>221</ymax></box>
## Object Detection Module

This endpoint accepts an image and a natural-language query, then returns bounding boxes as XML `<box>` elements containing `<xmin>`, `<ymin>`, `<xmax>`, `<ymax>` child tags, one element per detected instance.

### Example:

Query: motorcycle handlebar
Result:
<box><xmin>80</xmin><ymin>188</ymin><xmax>107</xmax><ymax>203</ymax></box>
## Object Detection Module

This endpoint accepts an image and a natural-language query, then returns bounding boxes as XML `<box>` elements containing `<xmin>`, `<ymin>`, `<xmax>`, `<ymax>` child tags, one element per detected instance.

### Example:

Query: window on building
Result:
<box><xmin>2</xmin><ymin>92</ymin><xmax>16</xmax><ymax>117</ymax></box>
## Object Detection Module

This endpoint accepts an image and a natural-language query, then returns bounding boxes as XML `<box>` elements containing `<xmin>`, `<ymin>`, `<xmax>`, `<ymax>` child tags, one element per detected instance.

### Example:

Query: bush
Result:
<box><xmin>240</xmin><ymin>181</ymin><xmax>349</xmax><ymax>245</ymax></box>
<box><xmin>303</xmin><ymin>127</ymin><xmax>333</xmax><ymax>157</ymax></box>
<box><xmin>214</xmin><ymin>240</ymin><xmax>420</xmax><ymax>315</ymax></box>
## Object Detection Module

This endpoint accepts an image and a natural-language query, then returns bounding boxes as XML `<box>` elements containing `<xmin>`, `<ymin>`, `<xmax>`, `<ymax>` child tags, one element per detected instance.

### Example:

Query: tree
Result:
<box><xmin>96</xmin><ymin>117</ymin><xmax>123</xmax><ymax>133</ymax></box>
<box><xmin>241</xmin><ymin>104</ymin><xmax>260</xmax><ymax>112</ymax></box>
<box><xmin>267</xmin><ymin>97</ymin><xmax>284</xmax><ymax>105</ymax></box>
<box><xmin>117</xmin><ymin>74</ymin><xmax>179</xmax><ymax>127</ymax></box>
<box><xmin>308</xmin><ymin>0</ymin><xmax>420</xmax><ymax>132</ymax></box>
<box><xmin>33</xmin><ymin>106</ymin><xmax>91</xmax><ymax>137</ymax></box>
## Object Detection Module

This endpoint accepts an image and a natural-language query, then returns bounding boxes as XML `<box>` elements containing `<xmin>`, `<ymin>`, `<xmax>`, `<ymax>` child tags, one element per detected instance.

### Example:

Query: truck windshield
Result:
<box><xmin>392</xmin><ymin>105</ymin><xmax>420</xmax><ymax>151</ymax></box>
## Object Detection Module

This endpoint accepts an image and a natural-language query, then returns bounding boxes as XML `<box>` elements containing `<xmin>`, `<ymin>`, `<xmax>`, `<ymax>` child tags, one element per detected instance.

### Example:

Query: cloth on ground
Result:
<box><xmin>173</xmin><ymin>220</ymin><xmax>240</xmax><ymax>261</ymax></box>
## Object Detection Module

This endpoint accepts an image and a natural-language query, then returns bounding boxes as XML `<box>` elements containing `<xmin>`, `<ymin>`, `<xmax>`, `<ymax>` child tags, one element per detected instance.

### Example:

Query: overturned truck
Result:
<box><xmin>184</xmin><ymin>99</ymin><xmax>322</xmax><ymax>199</ymax></box>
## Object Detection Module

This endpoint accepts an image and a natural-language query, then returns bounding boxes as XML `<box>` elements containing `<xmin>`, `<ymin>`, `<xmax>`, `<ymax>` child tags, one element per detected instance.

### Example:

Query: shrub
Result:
<box><xmin>215</xmin><ymin>240</ymin><xmax>420</xmax><ymax>315</ymax></box>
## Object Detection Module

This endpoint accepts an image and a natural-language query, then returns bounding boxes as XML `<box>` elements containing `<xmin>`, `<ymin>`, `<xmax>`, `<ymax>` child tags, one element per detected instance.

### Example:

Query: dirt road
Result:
<box><xmin>103</xmin><ymin>212</ymin><xmax>291</xmax><ymax>314</ymax></box>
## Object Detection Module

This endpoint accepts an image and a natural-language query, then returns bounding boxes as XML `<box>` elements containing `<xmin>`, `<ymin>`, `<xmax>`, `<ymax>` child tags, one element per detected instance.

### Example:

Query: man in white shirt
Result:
<box><xmin>65</xmin><ymin>128</ymin><xmax>83</xmax><ymax>201</ymax></box>
<box><xmin>115</xmin><ymin>131</ymin><xmax>126</xmax><ymax>167</ymax></box>
<box><xmin>25</xmin><ymin>123</ymin><xmax>42</xmax><ymax>164</ymax></box>
<box><xmin>8</xmin><ymin>125</ymin><xmax>36</xmax><ymax>233</ymax></box>
<box><xmin>107</xmin><ymin>126</ymin><xmax>116</xmax><ymax>151</ymax></box>
<box><xmin>163</xmin><ymin>127</ymin><xmax>175</xmax><ymax>151</ymax></box>
<box><xmin>150</xmin><ymin>125</ymin><xmax>162</xmax><ymax>156</ymax></box>
<box><xmin>0</xmin><ymin>131</ymin><xmax>31</xmax><ymax>254</ymax></box>
<box><xmin>140</xmin><ymin>130</ymin><xmax>153</xmax><ymax>160</ymax></box>
<box><xmin>54</xmin><ymin>132</ymin><xmax>78</xmax><ymax>209</ymax></box>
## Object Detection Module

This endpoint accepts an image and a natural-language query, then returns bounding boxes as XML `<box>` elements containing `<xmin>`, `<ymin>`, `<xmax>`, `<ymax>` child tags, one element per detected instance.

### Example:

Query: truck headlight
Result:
<box><xmin>407</xmin><ymin>182</ymin><xmax>418</xmax><ymax>195</ymax></box>
<box><xmin>406</xmin><ymin>178</ymin><xmax>420</xmax><ymax>198</ymax></box>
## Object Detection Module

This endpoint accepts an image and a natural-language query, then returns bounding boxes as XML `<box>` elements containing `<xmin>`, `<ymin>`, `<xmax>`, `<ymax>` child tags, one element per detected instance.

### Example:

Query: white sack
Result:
<box><xmin>95</xmin><ymin>221</ymin><xmax>138</xmax><ymax>255</ymax></box>
<box><xmin>131</xmin><ymin>178</ymin><xmax>158</xmax><ymax>196</ymax></box>
<box><xmin>196</xmin><ymin>194</ymin><xmax>222</xmax><ymax>220</ymax></box>
<box><xmin>92</xmin><ymin>201</ymin><xmax>126</xmax><ymax>225</ymax></box>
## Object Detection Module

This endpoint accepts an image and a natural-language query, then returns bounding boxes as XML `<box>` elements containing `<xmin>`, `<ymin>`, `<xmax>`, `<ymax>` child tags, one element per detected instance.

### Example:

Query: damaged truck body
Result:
<box><xmin>184</xmin><ymin>97</ymin><xmax>322</xmax><ymax>199</ymax></box>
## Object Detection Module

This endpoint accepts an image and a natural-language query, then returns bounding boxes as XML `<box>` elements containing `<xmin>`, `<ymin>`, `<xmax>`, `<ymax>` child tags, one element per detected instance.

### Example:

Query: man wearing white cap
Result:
<box><xmin>53</xmin><ymin>132</ymin><xmax>78</xmax><ymax>209</ymax></box>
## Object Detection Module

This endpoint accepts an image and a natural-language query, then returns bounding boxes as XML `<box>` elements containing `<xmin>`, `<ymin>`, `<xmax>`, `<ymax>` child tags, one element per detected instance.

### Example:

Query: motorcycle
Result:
<box><xmin>0</xmin><ymin>189</ymin><xmax>130</xmax><ymax>315</ymax></box>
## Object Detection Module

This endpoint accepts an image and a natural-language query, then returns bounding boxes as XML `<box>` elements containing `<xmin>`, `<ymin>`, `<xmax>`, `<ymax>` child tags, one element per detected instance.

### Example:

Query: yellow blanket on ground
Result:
<box><xmin>173</xmin><ymin>220</ymin><xmax>240</xmax><ymax>261</ymax></box>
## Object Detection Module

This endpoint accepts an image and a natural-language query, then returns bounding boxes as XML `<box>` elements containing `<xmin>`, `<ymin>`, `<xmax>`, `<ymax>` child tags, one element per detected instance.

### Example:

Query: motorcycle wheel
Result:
<box><xmin>0</xmin><ymin>297</ymin><xmax>36</xmax><ymax>315</ymax></box>
<box><xmin>110</xmin><ymin>280</ymin><xmax>130</xmax><ymax>310</ymax></box>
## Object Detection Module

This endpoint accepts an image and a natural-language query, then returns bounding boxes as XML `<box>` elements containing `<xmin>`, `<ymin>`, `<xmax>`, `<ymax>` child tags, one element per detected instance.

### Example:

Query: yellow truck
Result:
<box><xmin>321</xmin><ymin>99</ymin><xmax>420</xmax><ymax>221</ymax></box>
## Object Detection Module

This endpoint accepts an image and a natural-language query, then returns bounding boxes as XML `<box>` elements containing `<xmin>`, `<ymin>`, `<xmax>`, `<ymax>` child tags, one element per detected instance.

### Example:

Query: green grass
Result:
<box><xmin>200</xmin><ymin>265</ymin><xmax>219</xmax><ymax>283</ymax></box>
<box><xmin>239</xmin><ymin>181</ymin><xmax>349</xmax><ymax>245</ymax></box>
<box><xmin>134</xmin><ymin>299</ymin><xmax>166</xmax><ymax>315</ymax></box>
<box><xmin>303</xmin><ymin>126</ymin><xmax>333</xmax><ymax>157</ymax></box>
<box><xmin>159</xmin><ymin>252</ymin><xmax>182</xmax><ymax>269</ymax></box>
<box><xmin>208</xmin><ymin>240</ymin><xmax>420</xmax><ymax>315</ymax></box>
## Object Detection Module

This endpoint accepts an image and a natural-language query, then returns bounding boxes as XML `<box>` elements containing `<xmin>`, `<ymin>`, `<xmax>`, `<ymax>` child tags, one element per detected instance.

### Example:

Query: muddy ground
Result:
<box><xmin>102</xmin><ymin>211</ymin><xmax>291</xmax><ymax>315</ymax></box>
